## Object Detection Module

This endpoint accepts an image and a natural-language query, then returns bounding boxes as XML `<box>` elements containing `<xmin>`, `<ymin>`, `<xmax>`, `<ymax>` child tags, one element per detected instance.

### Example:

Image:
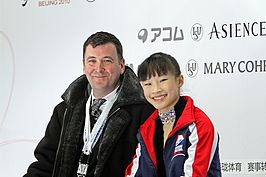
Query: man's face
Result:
<box><xmin>83</xmin><ymin>43</ymin><xmax>125</xmax><ymax>98</ymax></box>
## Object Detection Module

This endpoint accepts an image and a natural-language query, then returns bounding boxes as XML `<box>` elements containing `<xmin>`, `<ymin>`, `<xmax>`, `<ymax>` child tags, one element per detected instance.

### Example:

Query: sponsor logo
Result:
<box><xmin>186</xmin><ymin>59</ymin><xmax>199</xmax><ymax>78</ymax></box>
<box><xmin>138</xmin><ymin>29</ymin><xmax>148</xmax><ymax>43</ymax></box>
<box><xmin>173</xmin><ymin>134</ymin><xmax>185</xmax><ymax>159</ymax></box>
<box><xmin>191</xmin><ymin>23</ymin><xmax>203</xmax><ymax>41</ymax></box>
<box><xmin>186</xmin><ymin>59</ymin><xmax>266</xmax><ymax>77</ymax></box>
<box><xmin>222</xmin><ymin>159</ymin><xmax>266</xmax><ymax>175</ymax></box>
<box><xmin>204</xmin><ymin>60</ymin><xmax>266</xmax><ymax>74</ymax></box>
<box><xmin>208</xmin><ymin>21</ymin><xmax>266</xmax><ymax>39</ymax></box>
<box><xmin>138</xmin><ymin>26</ymin><xmax>184</xmax><ymax>43</ymax></box>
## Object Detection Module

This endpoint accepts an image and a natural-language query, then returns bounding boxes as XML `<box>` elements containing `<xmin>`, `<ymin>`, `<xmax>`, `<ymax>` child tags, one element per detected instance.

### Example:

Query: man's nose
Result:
<box><xmin>94</xmin><ymin>60</ymin><xmax>104</xmax><ymax>71</ymax></box>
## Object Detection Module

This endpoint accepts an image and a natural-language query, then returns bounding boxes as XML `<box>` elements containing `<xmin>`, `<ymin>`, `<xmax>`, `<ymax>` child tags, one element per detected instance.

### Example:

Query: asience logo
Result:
<box><xmin>191</xmin><ymin>23</ymin><xmax>203</xmax><ymax>41</ymax></box>
<box><xmin>208</xmin><ymin>21</ymin><xmax>266</xmax><ymax>39</ymax></box>
<box><xmin>138</xmin><ymin>26</ymin><xmax>184</xmax><ymax>43</ymax></box>
<box><xmin>186</xmin><ymin>59</ymin><xmax>199</xmax><ymax>78</ymax></box>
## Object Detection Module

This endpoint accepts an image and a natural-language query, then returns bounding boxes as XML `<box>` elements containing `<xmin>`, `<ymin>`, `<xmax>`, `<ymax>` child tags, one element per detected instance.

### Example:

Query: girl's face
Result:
<box><xmin>141</xmin><ymin>72</ymin><xmax>184</xmax><ymax>113</ymax></box>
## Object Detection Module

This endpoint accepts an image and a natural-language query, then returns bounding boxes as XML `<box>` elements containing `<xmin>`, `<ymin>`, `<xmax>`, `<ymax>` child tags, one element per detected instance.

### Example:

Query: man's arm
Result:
<box><xmin>23</xmin><ymin>102</ymin><xmax>66</xmax><ymax>177</ymax></box>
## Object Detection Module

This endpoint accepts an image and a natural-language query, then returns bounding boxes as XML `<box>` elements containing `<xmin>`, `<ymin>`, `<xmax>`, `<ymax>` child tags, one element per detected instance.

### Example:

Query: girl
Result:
<box><xmin>125</xmin><ymin>52</ymin><xmax>221</xmax><ymax>177</ymax></box>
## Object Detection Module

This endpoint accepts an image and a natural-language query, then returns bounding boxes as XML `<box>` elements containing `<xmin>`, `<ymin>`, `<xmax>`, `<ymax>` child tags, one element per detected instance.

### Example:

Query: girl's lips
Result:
<box><xmin>153</xmin><ymin>94</ymin><xmax>166</xmax><ymax>100</ymax></box>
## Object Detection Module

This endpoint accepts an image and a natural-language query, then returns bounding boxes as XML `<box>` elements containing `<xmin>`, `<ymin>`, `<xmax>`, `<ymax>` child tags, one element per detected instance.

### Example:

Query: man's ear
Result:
<box><xmin>120</xmin><ymin>58</ymin><xmax>126</xmax><ymax>74</ymax></box>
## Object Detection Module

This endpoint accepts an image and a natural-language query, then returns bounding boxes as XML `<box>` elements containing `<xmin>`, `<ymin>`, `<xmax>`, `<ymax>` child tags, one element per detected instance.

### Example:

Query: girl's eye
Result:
<box><xmin>143</xmin><ymin>82</ymin><xmax>151</xmax><ymax>86</ymax></box>
<box><xmin>160</xmin><ymin>78</ymin><xmax>168</xmax><ymax>83</ymax></box>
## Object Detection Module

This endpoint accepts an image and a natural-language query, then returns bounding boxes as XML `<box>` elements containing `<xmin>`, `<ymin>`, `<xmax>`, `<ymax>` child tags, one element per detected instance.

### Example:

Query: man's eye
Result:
<box><xmin>103</xmin><ymin>58</ymin><xmax>113</xmax><ymax>64</ymax></box>
<box><xmin>87</xmin><ymin>59</ymin><xmax>96</xmax><ymax>64</ymax></box>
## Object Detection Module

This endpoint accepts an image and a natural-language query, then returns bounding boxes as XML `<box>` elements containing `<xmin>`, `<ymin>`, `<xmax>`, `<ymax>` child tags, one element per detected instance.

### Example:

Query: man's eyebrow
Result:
<box><xmin>102</xmin><ymin>56</ymin><xmax>114</xmax><ymax>60</ymax></box>
<box><xmin>86</xmin><ymin>56</ymin><xmax>96</xmax><ymax>59</ymax></box>
<box><xmin>85</xmin><ymin>56</ymin><xmax>114</xmax><ymax>60</ymax></box>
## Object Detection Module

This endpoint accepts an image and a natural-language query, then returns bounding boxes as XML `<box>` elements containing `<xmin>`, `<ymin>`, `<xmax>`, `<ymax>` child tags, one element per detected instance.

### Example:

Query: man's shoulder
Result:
<box><xmin>61</xmin><ymin>75</ymin><xmax>88</xmax><ymax>105</ymax></box>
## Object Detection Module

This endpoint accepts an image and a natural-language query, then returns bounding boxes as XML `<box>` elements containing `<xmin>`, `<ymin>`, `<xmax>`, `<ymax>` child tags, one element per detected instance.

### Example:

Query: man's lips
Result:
<box><xmin>93</xmin><ymin>75</ymin><xmax>107</xmax><ymax>78</ymax></box>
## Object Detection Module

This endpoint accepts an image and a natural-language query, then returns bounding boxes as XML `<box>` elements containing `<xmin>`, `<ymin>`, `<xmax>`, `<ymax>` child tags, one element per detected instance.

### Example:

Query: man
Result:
<box><xmin>24</xmin><ymin>31</ymin><xmax>154</xmax><ymax>177</ymax></box>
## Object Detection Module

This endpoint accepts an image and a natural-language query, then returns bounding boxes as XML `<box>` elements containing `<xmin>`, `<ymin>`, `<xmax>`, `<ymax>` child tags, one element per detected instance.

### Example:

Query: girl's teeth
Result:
<box><xmin>154</xmin><ymin>95</ymin><xmax>164</xmax><ymax>100</ymax></box>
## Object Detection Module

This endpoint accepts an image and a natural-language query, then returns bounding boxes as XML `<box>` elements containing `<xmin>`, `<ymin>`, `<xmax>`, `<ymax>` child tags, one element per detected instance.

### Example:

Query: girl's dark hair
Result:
<box><xmin>137</xmin><ymin>52</ymin><xmax>181</xmax><ymax>81</ymax></box>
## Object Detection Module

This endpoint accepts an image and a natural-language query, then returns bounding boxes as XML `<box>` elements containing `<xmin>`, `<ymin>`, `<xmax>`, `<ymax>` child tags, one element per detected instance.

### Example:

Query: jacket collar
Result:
<box><xmin>61</xmin><ymin>66</ymin><xmax>147</xmax><ymax>108</ymax></box>
<box><xmin>138</xmin><ymin>96</ymin><xmax>195</xmax><ymax>169</ymax></box>
<box><xmin>140</xmin><ymin>96</ymin><xmax>195</xmax><ymax>133</ymax></box>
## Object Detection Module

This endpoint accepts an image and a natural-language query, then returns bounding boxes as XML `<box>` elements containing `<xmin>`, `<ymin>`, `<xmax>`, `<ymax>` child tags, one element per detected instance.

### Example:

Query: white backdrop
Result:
<box><xmin>1</xmin><ymin>0</ymin><xmax>266</xmax><ymax>176</ymax></box>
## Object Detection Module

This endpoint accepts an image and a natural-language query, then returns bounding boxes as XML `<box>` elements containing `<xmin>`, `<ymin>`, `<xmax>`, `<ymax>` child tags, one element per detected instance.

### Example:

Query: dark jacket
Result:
<box><xmin>24</xmin><ymin>66</ymin><xmax>154</xmax><ymax>177</ymax></box>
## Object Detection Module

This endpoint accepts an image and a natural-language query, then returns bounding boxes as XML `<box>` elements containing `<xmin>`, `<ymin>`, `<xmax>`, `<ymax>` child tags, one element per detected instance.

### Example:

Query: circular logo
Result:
<box><xmin>186</xmin><ymin>59</ymin><xmax>198</xmax><ymax>78</ymax></box>
<box><xmin>191</xmin><ymin>23</ymin><xmax>203</xmax><ymax>41</ymax></box>
<box><xmin>87</xmin><ymin>0</ymin><xmax>96</xmax><ymax>2</ymax></box>
<box><xmin>138</xmin><ymin>28</ymin><xmax>148</xmax><ymax>43</ymax></box>
<box><xmin>0</xmin><ymin>32</ymin><xmax>15</xmax><ymax>129</ymax></box>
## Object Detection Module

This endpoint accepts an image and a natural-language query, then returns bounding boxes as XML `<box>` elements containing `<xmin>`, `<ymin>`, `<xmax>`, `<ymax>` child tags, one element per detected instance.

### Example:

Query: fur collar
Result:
<box><xmin>61</xmin><ymin>66</ymin><xmax>147</xmax><ymax>107</ymax></box>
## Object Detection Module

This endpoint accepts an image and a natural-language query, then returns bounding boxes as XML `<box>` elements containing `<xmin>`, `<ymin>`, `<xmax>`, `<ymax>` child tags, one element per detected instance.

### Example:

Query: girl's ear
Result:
<box><xmin>178</xmin><ymin>74</ymin><xmax>184</xmax><ymax>87</ymax></box>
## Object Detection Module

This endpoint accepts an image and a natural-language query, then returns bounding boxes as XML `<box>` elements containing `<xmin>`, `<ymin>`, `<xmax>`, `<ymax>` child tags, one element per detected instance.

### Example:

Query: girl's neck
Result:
<box><xmin>158</xmin><ymin>108</ymin><xmax>176</xmax><ymax>124</ymax></box>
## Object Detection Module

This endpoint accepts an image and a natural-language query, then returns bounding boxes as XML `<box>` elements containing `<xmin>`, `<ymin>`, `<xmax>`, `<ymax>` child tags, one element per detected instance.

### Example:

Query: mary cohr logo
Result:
<box><xmin>186</xmin><ymin>59</ymin><xmax>266</xmax><ymax>78</ymax></box>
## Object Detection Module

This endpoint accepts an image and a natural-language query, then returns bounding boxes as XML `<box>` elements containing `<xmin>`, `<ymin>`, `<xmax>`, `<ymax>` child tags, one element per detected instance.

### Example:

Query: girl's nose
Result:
<box><xmin>151</xmin><ymin>82</ymin><xmax>162</xmax><ymax>93</ymax></box>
